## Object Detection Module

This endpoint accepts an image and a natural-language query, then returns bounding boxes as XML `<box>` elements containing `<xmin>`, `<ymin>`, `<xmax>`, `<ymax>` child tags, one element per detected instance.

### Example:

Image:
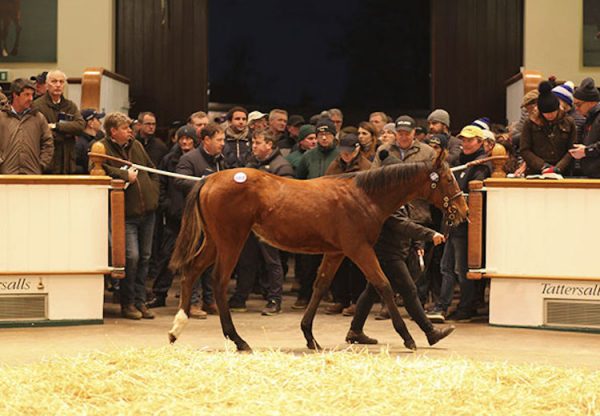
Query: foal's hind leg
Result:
<box><xmin>212</xmin><ymin>246</ymin><xmax>253</xmax><ymax>352</ymax></box>
<box><xmin>168</xmin><ymin>240</ymin><xmax>216</xmax><ymax>344</ymax></box>
<box><xmin>348</xmin><ymin>247</ymin><xmax>416</xmax><ymax>351</ymax></box>
<box><xmin>301</xmin><ymin>253</ymin><xmax>344</xmax><ymax>350</ymax></box>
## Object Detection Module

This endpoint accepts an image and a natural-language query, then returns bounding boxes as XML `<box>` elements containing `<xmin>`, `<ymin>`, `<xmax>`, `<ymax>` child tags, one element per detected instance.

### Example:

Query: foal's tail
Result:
<box><xmin>170</xmin><ymin>180</ymin><xmax>207</xmax><ymax>273</ymax></box>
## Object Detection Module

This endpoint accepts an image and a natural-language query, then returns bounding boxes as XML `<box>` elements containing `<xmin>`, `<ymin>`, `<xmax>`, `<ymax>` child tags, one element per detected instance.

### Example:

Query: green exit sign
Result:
<box><xmin>0</xmin><ymin>71</ymin><xmax>8</xmax><ymax>82</ymax></box>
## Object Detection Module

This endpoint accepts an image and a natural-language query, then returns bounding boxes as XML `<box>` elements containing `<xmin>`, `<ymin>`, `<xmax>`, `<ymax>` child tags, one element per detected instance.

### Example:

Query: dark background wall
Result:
<box><xmin>431</xmin><ymin>0</ymin><xmax>523</xmax><ymax>132</ymax></box>
<box><xmin>116</xmin><ymin>0</ymin><xmax>208</xmax><ymax>125</ymax></box>
<box><xmin>116</xmin><ymin>0</ymin><xmax>522</xmax><ymax>130</ymax></box>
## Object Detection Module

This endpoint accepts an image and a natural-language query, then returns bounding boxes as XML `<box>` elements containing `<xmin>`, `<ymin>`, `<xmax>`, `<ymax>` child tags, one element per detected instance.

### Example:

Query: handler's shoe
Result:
<box><xmin>136</xmin><ymin>303</ymin><xmax>155</xmax><ymax>319</ymax></box>
<box><xmin>345</xmin><ymin>330</ymin><xmax>378</xmax><ymax>345</ymax></box>
<box><xmin>325</xmin><ymin>303</ymin><xmax>344</xmax><ymax>315</ymax></box>
<box><xmin>228</xmin><ymin>299</ymin><xmax>247</xmax><ymax>313</ymax></box>
<box><xmin>147</xmin><ymin>296</ymin><xmax>166</xmax><ymax>308</ymax></box>
<box><xmin>202</xmin><ymin>302</ymin><xmax>218</xmax><ymax>315</ymax></box>
<box><xmin>291</xmin><ymin>298</ymin><xmax>308</xmax><ymax>310</ymax></box>
<box><xmin>261</xmin><ymin>300</ymin><xmax>281</xmax><ymax>316</ymax></box>
<box><xmin>426</xmin><ymin>306</ymin><xmax>446</xmax><ymax>323</ymax></box>
<box><xmin>121</xmin><ymin>304</ymin><xmax>142</xmax><ymax>320</ymax></box>
<box><xmin>426</xmin><ymin>325</ymin><xmax>455</xmax><ymax>346</ymax></box>
<box><xmin>375</xmin><ymin>305</ymin><xmax>390</xmax><ymax>320</ymax></box>
<box><xmin>190</xmin><ymin>303</ymin><xmax>208</xmax><ymax>319</ymax></box>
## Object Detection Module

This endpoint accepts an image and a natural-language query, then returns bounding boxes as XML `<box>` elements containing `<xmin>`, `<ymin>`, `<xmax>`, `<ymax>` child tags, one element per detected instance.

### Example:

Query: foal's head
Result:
<box><xmin>427</xmin><ymin>153</ymin><xmax>468</xmax><ymax>226</ymax></box>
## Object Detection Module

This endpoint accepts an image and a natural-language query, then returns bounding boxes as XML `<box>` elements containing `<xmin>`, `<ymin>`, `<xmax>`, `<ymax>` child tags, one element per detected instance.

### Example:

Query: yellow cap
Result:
<box><xmin>459</xmin><ymin>125</ymin><xmax>484</xmax><ymax>139</ymax></box>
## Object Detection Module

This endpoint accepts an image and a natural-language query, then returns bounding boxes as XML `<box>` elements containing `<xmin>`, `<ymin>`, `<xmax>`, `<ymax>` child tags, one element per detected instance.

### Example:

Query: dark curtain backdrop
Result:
<box><xmin>431</xmin><ymin>0</ymin><xmax>523</xmax><ymax>131</ymax></box>
<box><xmin>115</xmin><ymin>0</ymin><xmax>522</xmax><ymax>128</ymax></box>
<box><xmin>116</xmin><ymin>0</ymin><xmax>208</xmax><ymax>125</ymax></box>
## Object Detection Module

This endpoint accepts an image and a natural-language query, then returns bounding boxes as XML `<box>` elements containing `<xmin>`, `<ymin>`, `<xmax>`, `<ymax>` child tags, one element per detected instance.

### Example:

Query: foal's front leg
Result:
<box><xmin>301</xmin><ymin>253</ymin><xmax>344</xmax><ymax>350</ymax></box>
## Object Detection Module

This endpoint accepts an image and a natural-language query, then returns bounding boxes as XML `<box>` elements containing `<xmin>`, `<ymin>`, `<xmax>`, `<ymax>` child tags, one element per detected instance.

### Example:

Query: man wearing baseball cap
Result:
<box><xmin>426</xmin><ymin>124</ymin><xmax>490</xmax><ymax>324</ymax></box>
<box><xmin>75</xmin><ymin>108</ymin><xmax>105</xmax><ymax>173</ymax></box>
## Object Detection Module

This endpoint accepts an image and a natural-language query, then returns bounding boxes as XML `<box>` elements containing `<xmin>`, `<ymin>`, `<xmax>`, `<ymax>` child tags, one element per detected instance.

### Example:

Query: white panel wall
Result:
<box><xmin>0</xmin><ymin>184</ymin><xmax>109</xmax><ymax>272</ymax></box>
<box><xmin>486</xmin><ymin>187</ymin><xmax>600</xmax><ymax>278</ymax></box>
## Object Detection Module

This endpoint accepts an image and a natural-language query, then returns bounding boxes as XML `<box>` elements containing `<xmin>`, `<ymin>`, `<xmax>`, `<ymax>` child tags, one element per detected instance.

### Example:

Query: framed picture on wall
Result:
<box><xmin>0</xmin><ymin>0</ymin><xmax>57</xmax><ymax>62</ymax></box>
<box><xmin>584</xmin><ymin>0</ymin><xmax>600</xmax><ymax>66</ymax></box>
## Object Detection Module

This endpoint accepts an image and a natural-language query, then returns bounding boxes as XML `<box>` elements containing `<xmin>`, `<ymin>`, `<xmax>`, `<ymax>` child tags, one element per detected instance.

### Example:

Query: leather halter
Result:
<box><xmin>429</xmin><ymin>171</ymin><xmax>463</xmax><ymax>225</ymax></box>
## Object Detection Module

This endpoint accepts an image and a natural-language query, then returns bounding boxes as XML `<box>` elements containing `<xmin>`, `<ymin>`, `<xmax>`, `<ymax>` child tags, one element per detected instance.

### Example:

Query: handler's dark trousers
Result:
<box><xmin>231</xmin><ymin>233</ymin><xmax>283</xmax><ymax>304</ymax></box>
<box><xmin>151</xmin><ymin>219</ymin><xmax>180</xmax><ymax>299</ymax></box>
<box><xmin>350</xmin><ymin>258</ymin><xmax>434</xmax><ymax>334</ymax></box>
<box><xmin>122</xmin><ymin>212</ymin><xmax>155</xmax><ymax>307</ymax></box>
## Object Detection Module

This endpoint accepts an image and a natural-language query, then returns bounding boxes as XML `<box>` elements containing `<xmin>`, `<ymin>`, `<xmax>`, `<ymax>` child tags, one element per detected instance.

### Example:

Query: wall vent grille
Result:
<box><xmin>0</xmin><ymin>295</ymin><xmax>47</xmax><ymax>321</ymax></box>
<box><xmin>545</xmin><ymin>299</ymin><xmax>600</xmax><ymax>329</ymax></box>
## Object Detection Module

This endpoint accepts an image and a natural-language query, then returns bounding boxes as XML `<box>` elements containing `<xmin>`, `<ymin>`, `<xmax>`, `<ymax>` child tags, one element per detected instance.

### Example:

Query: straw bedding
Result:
<box><xmin>0</xmin><ymin>346</ymin><xmax>598</xmax><ymax>415</ymax></box>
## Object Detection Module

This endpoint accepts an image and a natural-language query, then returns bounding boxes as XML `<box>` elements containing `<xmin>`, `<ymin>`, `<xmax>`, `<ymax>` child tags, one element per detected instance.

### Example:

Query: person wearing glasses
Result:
<box><xmin>569</xmin><ymin>78</ymin><xmax>600</xmax><ymax>178</ymax></box>
<box><xmin>136</xmin><ymin>111</ymin><xmax>168</xmax><ymax>168</ymax></box>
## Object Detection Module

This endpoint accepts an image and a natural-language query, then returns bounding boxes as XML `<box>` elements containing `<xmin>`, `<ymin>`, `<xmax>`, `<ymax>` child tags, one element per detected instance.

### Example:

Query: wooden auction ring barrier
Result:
<box><xmin>90</xmin><ymin>141</ymin><xmax>126</xmax><ymax>279</ymax></box>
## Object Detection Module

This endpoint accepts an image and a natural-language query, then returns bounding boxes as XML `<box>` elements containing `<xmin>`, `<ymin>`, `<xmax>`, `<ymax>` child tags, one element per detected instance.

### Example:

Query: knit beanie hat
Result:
<box><xmin>297</xmin><ymin>124</ymin><xmax>316</xmax><ymax>142</ymax></box>
<box><xmin>426</xmin><ymin>133</ymin><xmax>449</xmax><ymax>150</ymax></box>
<box><xmin>574</xmin><ymin>77</ymin><xmax>600</xmax><ymax>102</ymax></box>
<box><xmin>537</xmin><ymin>81</ymin><xmax>560</xmax><ymax>114</ymax></box>
<box><xmin>382</xmin><ymin>123</ymin><xmax>396</xmax><ymax>133</ymax></box>
<box><xmin>471</xmin><ymin>117</ymin><xmax>490</xmax><ymax>131</ymax></box>
<box><xmin>427</xmin><ymin>109</ymin><xmax>450</xmax><ymax>128</ymax></box>
<box><xmin>552</xmin><ymin>81</ymin><xmax>574</xmax><ymax>107</ymax></box>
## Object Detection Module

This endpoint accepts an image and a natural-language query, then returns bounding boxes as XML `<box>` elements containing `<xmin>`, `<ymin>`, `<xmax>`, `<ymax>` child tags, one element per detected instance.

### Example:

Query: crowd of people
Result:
<box><xmin>3</xmin><ymin>70</ymin><xmax>600</xmax><ymax>338</ymax></box>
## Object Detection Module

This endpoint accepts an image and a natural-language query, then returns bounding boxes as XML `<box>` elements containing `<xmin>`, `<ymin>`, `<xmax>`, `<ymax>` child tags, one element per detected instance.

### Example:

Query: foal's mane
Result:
<box><xmin>338</xmin><ymin>160</ymin><xmax>432</xmax><ymax>194</ymax></box>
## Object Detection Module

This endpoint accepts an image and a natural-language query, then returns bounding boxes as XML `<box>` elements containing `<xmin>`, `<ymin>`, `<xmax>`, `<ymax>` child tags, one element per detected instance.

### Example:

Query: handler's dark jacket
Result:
<box><xmin>223</xmin><ymin>126</ymin><xmax>251</xmax><ymax>169</ymax></box>
<box><xmin>580</xmin><ymin>103</ymin><xmax>600</xmax><ymax>178</ymax></box>
<box><xmin>375</xmin><ymin>206</ymin><xmax>436</xmax><ymax>262</ymax></box>
<box><xmin>246</xmin><ymin>148</ymin><xmax>294</xmax><ymax>178</ymax></box>
<box><xmin>0</xmin><ymin>107</ymin><xmax>54</xmax><ymax>174</ymax></box>
<box><xmin>520</xmin><ymin>110</ymin><xmax>575</xmax><ymax>175</ymax></box>
<box><xmin>175</xmin><ymin>146</ymin><xmax>225</xmax><ymax>195</ymax></box>
<box><xmin>136</xmin><ymin>133</ymin><xmax>168</xmax><ymax>169</ymax></box>
<box><xmin>97</xmin><ymin>137</ymin><xmax>159</xmax><ymax>219</ymax></box>
<box><xmin>451</xmin><ymin>147</ymin><xmax>490</xmax><ymax>238</ymax></box>
<box><xmin>32</xmin><ymin>92</ymin><xmax>85</xmax><ymax>174</ymax></box>
<box><xmin>159</xmin><ymin>146</ymin><xmax>188</xmax><ymax>223</ymax></box>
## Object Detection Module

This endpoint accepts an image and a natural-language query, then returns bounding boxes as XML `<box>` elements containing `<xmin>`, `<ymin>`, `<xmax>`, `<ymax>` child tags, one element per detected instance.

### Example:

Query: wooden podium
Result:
<box><xmin>505</xmin><ymin>69</ymin><xmax>543</xmax><ymax>125</ymax></box>
<box><xmin>467</xmin><ymin>178</ymin><xmax>600</xmax><ymax>332</ymax></box>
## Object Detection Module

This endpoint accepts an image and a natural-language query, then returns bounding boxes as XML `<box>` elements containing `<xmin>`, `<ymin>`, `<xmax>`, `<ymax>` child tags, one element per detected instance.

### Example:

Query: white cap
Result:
<box><xmin>248</xmin><ymin>111</ymin><xmax>268</xmax><ymax>123</ymax></box>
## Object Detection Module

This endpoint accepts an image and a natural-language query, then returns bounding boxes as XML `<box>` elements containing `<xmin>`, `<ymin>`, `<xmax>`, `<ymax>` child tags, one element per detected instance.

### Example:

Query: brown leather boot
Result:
<box><xmin>190</xmin><ymin>303</ymin><xmax>208</xmax><ymax>319</ymax></box>
<box><xmin>136</xmin><ymin>303</ymin><xmax>155</xmax><ymax>319</ymax></box>
<box><xmin>345</xmin><ymin>330</ymin><xmax>378</xmax><ymax>345</ymax></box>
<box><xmin>121</xmin><ymin>304</ymin><xmax>142</xmax><ymax>320</ymax></box>
<box><xmin>426</xmin><ymin>325</ymin><xmax>456</xmax><ymax>346</ymax></box>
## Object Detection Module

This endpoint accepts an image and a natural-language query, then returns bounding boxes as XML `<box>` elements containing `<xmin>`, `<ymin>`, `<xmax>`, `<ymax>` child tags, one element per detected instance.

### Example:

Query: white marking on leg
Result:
<box><xmin>169</xmin><ymin>309</ymin><xmax>189</xmax><ymax>339</ymax></box>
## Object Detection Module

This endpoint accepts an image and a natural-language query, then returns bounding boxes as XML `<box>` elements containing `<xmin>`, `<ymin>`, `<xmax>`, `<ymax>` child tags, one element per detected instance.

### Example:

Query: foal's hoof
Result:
<box><xmin>426</xmin><ymin>325</ymin><xmax>456</xmax><ymax>346</ymax></box>
<box><xmin>404</xmin><ymin>339</ymin><xmax>417</xmax><ymax>351</ymax></box>
<box><xmin>237</xmin><ymin>342</ymin><xmax>253</xmax><ymax>353</ymax></box>
<box><xmin>168</xmin><ymin>332</ymin><xmax>177</xmax><ymax>344</ymax></box>
<box><xmin>307</xmin><ymin>339</ymin><xmax>322</xmax><ymax>351</ymax></box>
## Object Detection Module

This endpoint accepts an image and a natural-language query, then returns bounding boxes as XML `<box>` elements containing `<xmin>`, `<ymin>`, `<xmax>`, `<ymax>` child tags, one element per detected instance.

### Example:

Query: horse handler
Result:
<box><xmin>346</xmin><ymin>154</ymin><xmax>455</xmax><ymax>346</ymax></box>
<box><xmin>96</xmin><ymin>112</ymin><xmax>159</xmax><ymax>320</ymax></box>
